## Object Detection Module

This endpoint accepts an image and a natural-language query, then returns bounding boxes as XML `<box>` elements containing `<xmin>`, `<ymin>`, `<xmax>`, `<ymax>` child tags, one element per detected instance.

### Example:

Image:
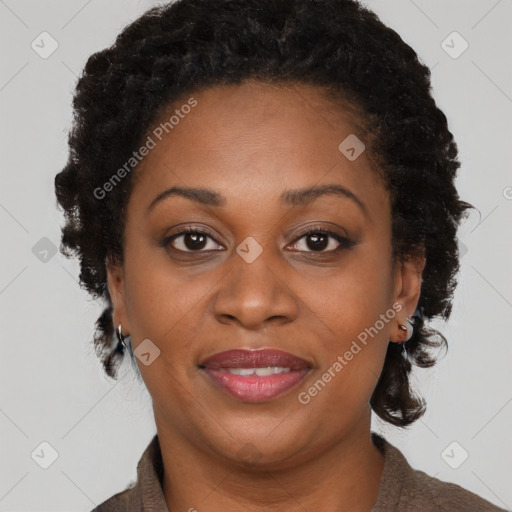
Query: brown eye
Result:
<box><xmin>303</xmin><ymin>232</ymin><xmax>331</xmax><ymax>251</ymax></box>
<box><xmin>289</xmin><ymin>229</ymin><xmax>354</xmax><ymax>253</ymax></box>
<box><xmin>164</xmin><ymin>229</ymin><xmax>223</xmax><ymax>252</ymax></box>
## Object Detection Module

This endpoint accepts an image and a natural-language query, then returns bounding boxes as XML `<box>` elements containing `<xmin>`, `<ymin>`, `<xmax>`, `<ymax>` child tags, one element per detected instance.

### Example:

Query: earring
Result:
<box><xmin>116</xmin><ymin>323</ymin><xmax>128</xmax><ymax>352</ymax></box>
<box><xmin>398</xmin><ymin>316</ymin><xmax>414</xmax><ymax>360</ymax></box>
<box><xmin>399</xmin><ymin>316</ymin><xmax>414</xmax><ymax>341</ymax></box>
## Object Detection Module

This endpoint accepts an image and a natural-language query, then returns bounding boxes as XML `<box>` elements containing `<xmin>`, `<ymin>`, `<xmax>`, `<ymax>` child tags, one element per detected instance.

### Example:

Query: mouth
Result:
<box><xmin>199</xmin><ymin>348</ymin><xmax>311</xmax><ymax>403</ymax></box>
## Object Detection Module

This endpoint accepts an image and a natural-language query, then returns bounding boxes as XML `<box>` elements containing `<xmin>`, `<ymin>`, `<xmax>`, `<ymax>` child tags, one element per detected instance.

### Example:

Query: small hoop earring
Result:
<box><xmin>116</xmin><ymin>323</ymin><xmax>128</xmax><ymax>351</ymax></box>
<box><xmin>399</xmin><ymin>316</ymin><xmax>414</xmax><ymax>342</ymax></box>
<box><xmin>398</xmin><ymin>316</ymin><xmax>414</xmax><ymax>360</ymax></box>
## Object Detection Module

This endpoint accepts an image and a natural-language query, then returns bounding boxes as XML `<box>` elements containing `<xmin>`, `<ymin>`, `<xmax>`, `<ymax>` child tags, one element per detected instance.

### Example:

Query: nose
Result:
<box><xmin>212</xmin><ymin>243</ymin><xmax>299</xmax><ymax>331</ymax></box>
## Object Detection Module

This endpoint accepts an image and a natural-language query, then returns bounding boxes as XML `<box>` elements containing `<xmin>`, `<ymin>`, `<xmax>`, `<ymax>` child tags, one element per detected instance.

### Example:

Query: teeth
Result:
<box><xmin>226</xmin><ymin>367</ymin><xmax>292</xmax><ymax>376</ymax></box>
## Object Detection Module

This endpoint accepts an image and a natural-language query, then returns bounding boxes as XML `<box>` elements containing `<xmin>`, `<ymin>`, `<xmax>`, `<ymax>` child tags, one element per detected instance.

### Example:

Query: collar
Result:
<box><xmin>127</xmin><ymin>431</ymin><xmax>405</xmax><ymax>511</ymax></box>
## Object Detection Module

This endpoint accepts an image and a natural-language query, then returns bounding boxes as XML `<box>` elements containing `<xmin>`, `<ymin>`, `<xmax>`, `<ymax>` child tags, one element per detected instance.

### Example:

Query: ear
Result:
<box><xmin>391</xmin><ymin>251</ymin><xmax>426</xmax><ymax>343</ymax></box>
<box><xmin>106</xmin><ymin>255</ymin><xmax>131</xmax><ymax>334</ymax></box>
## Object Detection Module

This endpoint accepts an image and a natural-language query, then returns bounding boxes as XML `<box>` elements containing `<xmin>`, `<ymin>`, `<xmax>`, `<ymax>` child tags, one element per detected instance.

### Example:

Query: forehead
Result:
<box><xmin>130</xmin><ymin>81</ymin><xmax>388</xmax><ymax>216</ymax></box>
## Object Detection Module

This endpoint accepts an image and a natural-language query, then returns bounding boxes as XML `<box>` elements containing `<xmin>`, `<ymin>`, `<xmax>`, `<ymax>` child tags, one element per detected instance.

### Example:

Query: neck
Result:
<box><xmin>156</xmin><ymin>410</ymin><xmax>385</xmax><ymax>512</ymax></box>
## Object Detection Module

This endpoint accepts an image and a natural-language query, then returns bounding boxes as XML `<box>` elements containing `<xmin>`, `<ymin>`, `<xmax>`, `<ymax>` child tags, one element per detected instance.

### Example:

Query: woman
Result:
<box><xmin>54</xmin><ymin>0</ymin><xmax>506</xmax><ymax>510</ymax></box>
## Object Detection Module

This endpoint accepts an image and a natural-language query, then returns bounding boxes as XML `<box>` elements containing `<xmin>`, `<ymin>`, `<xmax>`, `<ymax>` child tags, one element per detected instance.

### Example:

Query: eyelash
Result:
<box><xmin>162</xmin><ymin>225</ymin><xmax>354</xmax><ymax>254</ymax></box>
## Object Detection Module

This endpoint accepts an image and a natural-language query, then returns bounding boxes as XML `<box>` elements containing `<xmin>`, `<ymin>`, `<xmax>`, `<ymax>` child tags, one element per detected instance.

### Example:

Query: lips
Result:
<box><xmin>199</xmin><ymin>349</ymin><xmax>311</xmax><ymax>402</ymax></box>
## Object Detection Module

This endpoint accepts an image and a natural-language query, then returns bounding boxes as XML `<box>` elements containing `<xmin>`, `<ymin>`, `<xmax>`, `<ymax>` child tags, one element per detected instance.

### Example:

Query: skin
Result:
<box><xmin>107</xmin><ymin>80</ymin><xmax>425</xmax><ymax>512</ymax></box>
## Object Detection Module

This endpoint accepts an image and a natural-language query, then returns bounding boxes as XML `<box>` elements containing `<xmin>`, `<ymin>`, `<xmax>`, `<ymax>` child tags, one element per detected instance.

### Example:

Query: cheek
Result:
<box><xmin>304</xmin><ymin>246</ymin><xmax>395</xmax><ymax>343</ymax></box>
<box><xmin>121</xmin><ymin>258</ymin><xmax>207</xmax><ymax>407</ymax></box>
<box><xmin>296</xmin><ymin>241</ymin><xmax>394</xmax><ymax>409</ymax></box>
<box><xmin>122</xmin><ymin>246</ymin><xmax>205</xmax><ymax>359</ymax></box>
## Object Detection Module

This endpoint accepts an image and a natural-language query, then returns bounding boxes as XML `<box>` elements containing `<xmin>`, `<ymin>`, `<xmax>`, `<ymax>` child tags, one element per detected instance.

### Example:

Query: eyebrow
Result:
<box><xmin>146</xmin><ymin>183</ymin><xmax>367</xmax><ymax>215</ymax></box>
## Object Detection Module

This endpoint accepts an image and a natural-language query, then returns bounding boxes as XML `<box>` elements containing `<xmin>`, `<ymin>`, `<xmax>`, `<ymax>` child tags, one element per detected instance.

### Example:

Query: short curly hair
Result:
<box><xmin>54</xmin><ymin>0</ymin><xmax>471</xmax><ymax>427</ymax></box>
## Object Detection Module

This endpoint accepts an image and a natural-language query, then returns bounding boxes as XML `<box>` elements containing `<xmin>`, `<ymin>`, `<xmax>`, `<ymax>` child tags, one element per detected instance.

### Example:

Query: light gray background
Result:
<box><xmin>1</xmin><ymin>0</ymin><xmax>511</xmax><ymax>510</ymax></box>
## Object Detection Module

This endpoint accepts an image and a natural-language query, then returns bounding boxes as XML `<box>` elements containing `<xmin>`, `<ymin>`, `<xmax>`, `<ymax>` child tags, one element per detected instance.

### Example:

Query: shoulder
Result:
<box><xmin>406</xmin><ymin>465</ymin><xmax>506</xmax><ymax>511</ymax></box>
<box><xmin>89</xmin><ymin>434</ymin><xmax>164</xmax><ymax>512</ymax></box>
<box><xmin>371</xmin><ymin>433</ymin><xmax>506</xmax><ymax>512</ymax></box>
<box><xmin>90</xmin><ymin>480</ymin><xmax>139</xmax><ymax>512</ymax></box>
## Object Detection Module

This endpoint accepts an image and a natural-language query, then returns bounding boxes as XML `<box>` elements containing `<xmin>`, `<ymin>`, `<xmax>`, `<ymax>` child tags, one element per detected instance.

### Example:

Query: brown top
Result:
<box><xmin>91</xmin><ymin>432</ymin><xmax>506</xmax><ymax>511</ymax></box>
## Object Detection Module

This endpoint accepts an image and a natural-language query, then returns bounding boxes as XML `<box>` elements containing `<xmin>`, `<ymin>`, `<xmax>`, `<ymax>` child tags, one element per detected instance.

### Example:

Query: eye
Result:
<box><xmin>164</xmin><ymin>228</ymin><xmax>223</xmax><ymax>252</ymax></box>
<box><xmin>288</xmin><ymin>228</ymin><xmax>353</xmax><ymax>253</ymax></box>
<box><xmin>162</xmin><ymin>226</ymin><xmax>354</xmax><ymax>254</ymax></box>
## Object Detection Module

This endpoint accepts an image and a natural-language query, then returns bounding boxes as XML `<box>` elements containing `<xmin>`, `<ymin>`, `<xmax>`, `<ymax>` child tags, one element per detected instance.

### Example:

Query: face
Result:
<box><xmin>107</xmin><ymin>81</ymin><xmax>424</xmax><ymax>468</ymax></box>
